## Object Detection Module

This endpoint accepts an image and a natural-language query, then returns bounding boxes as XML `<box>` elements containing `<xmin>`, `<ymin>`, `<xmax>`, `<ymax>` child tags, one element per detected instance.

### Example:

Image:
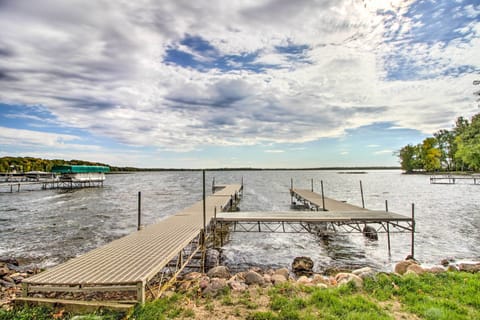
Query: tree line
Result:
<box><xmin>397</xmin><ymin>112</ymin><xmax>480</xmax><ymax>173</ymax></box>
<box><xmin>0</xmin><ymin>157</ymin><xmax>129</xmax><ymax>173</ymax></box>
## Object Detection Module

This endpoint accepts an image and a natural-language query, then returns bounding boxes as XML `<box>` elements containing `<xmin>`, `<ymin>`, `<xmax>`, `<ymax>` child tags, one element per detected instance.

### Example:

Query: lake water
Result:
<box><xmin>1</xmin><ymin>170</ymin><xmax>479</xmax><ymax>272</ymax></box>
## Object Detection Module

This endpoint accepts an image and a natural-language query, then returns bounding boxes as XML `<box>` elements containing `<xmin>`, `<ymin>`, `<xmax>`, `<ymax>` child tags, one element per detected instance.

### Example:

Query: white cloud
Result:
<box><xmin>374</xmin><ymin>149</ymin><xmax>393</xmax><ymax>155</ymax></box>
<box><xmin>0</xmin><ymin>0</ymin><xmax>478</xmax><ymax>156</ymax></box>
<box><xmin>0</xmin><ymin>126</ymin><xmax>81</xmax><ymax>147</ymax></box>
<box><xmin>264</xmin><ymin>149</ymin><xmax>285</xmax><ymax>153</ymax></box>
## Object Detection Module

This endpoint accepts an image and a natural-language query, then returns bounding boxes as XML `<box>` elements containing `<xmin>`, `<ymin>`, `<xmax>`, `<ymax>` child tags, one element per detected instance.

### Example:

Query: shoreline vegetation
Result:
<box><xmin>397</xmin><ymin>112</ymin><xmax>480</xmax><ymax>174</ymax></box>
<box><xmin>0</xmin><ymin>156</ymin><xmax>402</xmax><ymax>173</ymax></box>
<box><xmin>1</xmin><ymin>258</ymin><xmax>480</xmax><ymax>319</ymax></box>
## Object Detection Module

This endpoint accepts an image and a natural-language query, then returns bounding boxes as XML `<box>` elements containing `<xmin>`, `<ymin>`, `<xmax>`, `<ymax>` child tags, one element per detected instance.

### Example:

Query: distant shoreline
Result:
<box><xmin>107</xmin><ymin>166</ymin><xmax>400</xmax><ymax>173</ymax></box>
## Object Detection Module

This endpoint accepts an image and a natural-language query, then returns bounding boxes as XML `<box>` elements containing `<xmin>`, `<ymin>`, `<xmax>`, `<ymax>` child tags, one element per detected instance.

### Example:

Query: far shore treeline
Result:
<box><xmin>0</xmin><ymin>156</ymin><xmax>400</xmax><ymax>173</ymax></box>
<box><xmin>397</xmin><ymin>112</ymin><xmax>480</xmax><ymax>173</ymax></box>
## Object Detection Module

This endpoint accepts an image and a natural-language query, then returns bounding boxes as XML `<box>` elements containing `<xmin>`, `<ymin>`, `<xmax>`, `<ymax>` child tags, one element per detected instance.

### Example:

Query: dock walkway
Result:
<box><xmin>215</xmin><ymin>188</ymin><xmax>414</xmax><ymax>254</ymax></box>
<box><xmin>21</xmin><ymin>184</ymin><xmax>243</xmax><ymax>305</ymax></box>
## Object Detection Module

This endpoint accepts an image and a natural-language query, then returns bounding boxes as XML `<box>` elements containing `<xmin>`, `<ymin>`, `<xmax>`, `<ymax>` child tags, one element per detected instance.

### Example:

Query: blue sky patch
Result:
<box><xmin>164</xmin><ymin>34</ymin><xmax>310</xmax><ymax>72</ymax></box>
<box><xmin>383</xmin><ymin>0</ymin><xmax>479</xmax><ymax>81</ymax></box>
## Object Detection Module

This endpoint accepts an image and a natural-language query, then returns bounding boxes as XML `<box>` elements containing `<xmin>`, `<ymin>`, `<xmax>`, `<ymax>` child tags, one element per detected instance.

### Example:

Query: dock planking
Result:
<box><xmin>22</xmin><ymin>184</ymin><xmax>243</xmax><ymax>304</ymax></box>
<box><xmin>291</xmin><ymin>188</ymin><xmax>368</xmax><ymax>211</ymax></box>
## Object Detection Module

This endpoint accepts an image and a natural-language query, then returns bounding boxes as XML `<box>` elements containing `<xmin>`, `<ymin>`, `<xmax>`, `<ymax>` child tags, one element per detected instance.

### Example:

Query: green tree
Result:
<box><xmin>433</xmin><ymin>129</ymin><xmax>455</xmax><ymax>170</ymax></box>
<box><xmin>455</xmin><ymin>114</ymin><xmax>480</xmax><ymax>171</ymax></box>
<box><xmin>397</xmin><ymin>144</ymin><xmax>419</xmax><ymax>173</ymax></box>
<box><xmin>420</xmin><ymin>137</ymin><xmax>441</xmax><ymax>172</ymax></box>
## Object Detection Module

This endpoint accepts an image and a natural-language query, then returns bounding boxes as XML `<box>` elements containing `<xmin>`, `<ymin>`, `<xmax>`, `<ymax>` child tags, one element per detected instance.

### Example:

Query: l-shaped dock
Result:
<box><xmin>18</xmin><ymin>181</ymin><xmax>414</xmax><ymax>309</ymax></box>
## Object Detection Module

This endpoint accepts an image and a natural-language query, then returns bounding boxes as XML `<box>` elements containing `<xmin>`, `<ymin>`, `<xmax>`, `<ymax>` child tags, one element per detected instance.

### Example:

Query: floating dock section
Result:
<box><xmin>20</xmin><ymin>183</ymin><xmax>243</xmax><ymax>307</ymax></box>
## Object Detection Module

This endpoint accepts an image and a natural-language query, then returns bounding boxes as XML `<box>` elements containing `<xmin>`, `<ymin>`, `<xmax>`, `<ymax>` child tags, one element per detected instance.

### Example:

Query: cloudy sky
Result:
<box><xmin>0</xmin><ymin>0</ymin><xmax>479</xmax><ymax>168</ymax></box>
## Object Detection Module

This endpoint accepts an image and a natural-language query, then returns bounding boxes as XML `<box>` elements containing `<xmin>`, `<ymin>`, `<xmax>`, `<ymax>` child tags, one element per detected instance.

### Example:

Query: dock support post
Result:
<box><xmin>213</xmin><ymin>206</ymin><xmax>217</xmax><ymax>247</ymax></box>
<box><xmin>290</xmin><ymin>178</ymin><xmax>294</xmax><ymax>204</ymax></box>
<box><xmin>321</xmin><ymin>180</ymin><xmax>325</xmax><ymax>211</ymax></box>
<box><xmin>200</xmin><ymin>228</ymin><xmax>206</xmax><ymax>273</ymax></box>
<box><xmin>203</xmin><ymin>170</ymin><xmax>206</xmax><ymax>232</ymax></box>
<box><xmin>138</xmin><ymin>191</ymin><xmax>142</xmax><ymax>231</ymax></box>
<box><xmin>360</xmin><ymin>180</ymin><xmax>365</xmax><ymax>208</ymax></box>
<box><xmin>311</xmin><ymin>178</ymin><xmax>314</xmax><ymax>192</ymax></box>
<box><xmin>17</xmin><ymin>183</ymin><xmax>20</xmax><ymax>192</ymax></box>
<box><xmin>212</xmin><ymin>177</ymin><xmax>215</xmax><ymax>194</ymax></box>
<box><xmin>411</xmin><ymin>203</ymin><xmax>415</xmax><ymax>258</ymax></box>
<box><xmin>137</xmin><ymin>282</ymin><xmax>145</xmax><ymax>304</ymax></box>
<box><xmin>385</xmin><ymin>200</ymin><xmax>391</xmax><ymax>255</ymax></box>
<box><xmin>21</xmin><ymin>283</ymin><xmax>28</xmax><ymax>297</ymax></box>
<box><xmin>386</xmin><ymin>222</ymin><xmax>391</xmax><ymax>256</ymax></box>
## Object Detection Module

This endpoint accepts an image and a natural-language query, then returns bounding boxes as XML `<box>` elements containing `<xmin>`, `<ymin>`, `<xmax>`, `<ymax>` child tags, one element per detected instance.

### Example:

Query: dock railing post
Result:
<box><xmin>360</xmin><ymin>180</ymin><xmax>365</xmax><ymax>208</ymax></box>
<box><xmin>321</xmin><ymin>180</ymin><xmax>325</xmax><ymax>211</ymax></box>
<box><xmin>137</xmin><ymin>191</ymin><xmax>143</xmax><ymax>231</ymax></box>
<box><xmin>290</xmin><ymin>178</ymin><xmax>294</xmax><ymax>204</ymax></box>
<box><xmin>411</xmin><ymin>203</ymin><xmax>415</xmax><ymax>258</ymax></box>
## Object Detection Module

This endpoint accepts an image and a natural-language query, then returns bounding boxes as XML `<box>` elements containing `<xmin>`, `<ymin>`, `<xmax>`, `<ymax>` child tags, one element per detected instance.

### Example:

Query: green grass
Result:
<box><xmin>2</xmin><ymin>271</ymin><xmax>479</xmax><ymax>319</ymax></box>
<box><xmin>364</xmin><ymin>271</ymin><xmax>480</xmax><ymax>320</ymax></box>
<box><xmin>0</xmin><ymin>305</ymin><xmax>123</xmax><ymax>320</ymax></box>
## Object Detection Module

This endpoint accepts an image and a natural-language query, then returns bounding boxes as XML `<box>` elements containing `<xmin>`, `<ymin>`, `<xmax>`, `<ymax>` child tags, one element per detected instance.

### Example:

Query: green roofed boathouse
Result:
<box><xmin>50</xmin><ymin>165</ymin><xmax>109</xmax><ymax>189</ymax></box>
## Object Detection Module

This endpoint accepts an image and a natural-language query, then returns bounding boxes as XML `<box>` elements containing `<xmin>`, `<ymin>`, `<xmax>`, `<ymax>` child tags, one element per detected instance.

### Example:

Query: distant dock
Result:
<box><xmin>430</xmin><ymin>174</ymin><xmax>480</xmax><ymax>185</ymax></box>
<box><xmin>0</xmin><ymin>165</ymin><xmax>109</xmax><ymax>192</ymax></box>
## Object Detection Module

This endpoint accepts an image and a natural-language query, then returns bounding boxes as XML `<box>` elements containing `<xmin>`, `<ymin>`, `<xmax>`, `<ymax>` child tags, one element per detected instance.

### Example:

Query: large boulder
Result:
<box><xmin>335</xmin><ymin>273</ymin><xmax>363</xmax><ymax>288</ymax></box>
<box><xmin>0</xmin><ymin>266</ymin><xmax>9</xmax><ymax>277</ymax></box>
<box><xmin>274</xmin><ymin>268</ymin><xmax>290</xmax><ymax>279</ymax></box>
<box><xmin>271</xmin><ymin>274</ymin><xmax>287</xmax><ymax>285</ymax></box>
<box><xmin>394</xmin><ymin>260</ymin><xmax>418</xmax><ymax>275</ymax></box>
<box><xmin>207</xmin><ymin>266</ymin><xmax>231</xmax><ymax>279</ymax></box>
<box><xmin>228</xmin><ymin>280</ymin><xmax>248</xmax><ymax>292</ymax></box>
<box><xmin>312</xmin><ymin>274</ymin><xmax>330</xmax><ymax>286</ymax></box>
<box><xmin>296</xmin><ymin>276</ymin><xmax>313</xmax><ymax>286</ymax></box>
<box><xmin>406</xmin><ymin>264</ymin><xmax>425</xmax><ymax>275</ymax></box>
<box><xmin>202</xmin><ymin>278</ymin><xmax>228</xmax><ymax>297</ymax></box>
<box><xmin>244</xmin><ymin>270</ymin><xmax>265</xmax><ymax>286</ymax></box>
<box><xmin>458</xmin><ymin>263</ymin><xmax>480</xmax><ymax>273</ymax></box>
<box><xmin>292</xmin><ymin>257</ymin><xmax>314</xmax><ymax>276</ymax></box>
<box><xmin>352</xmin><ymin>267</ymin><xmax>375</xmax><ymax>279</ymax></box>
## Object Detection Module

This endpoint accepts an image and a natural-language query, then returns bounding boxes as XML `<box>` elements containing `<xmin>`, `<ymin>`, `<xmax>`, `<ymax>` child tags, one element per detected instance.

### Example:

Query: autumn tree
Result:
<box><xmin>420</xmin><ymin>137</ymin><xmax>441</xmax><ymax>171</ymax></box>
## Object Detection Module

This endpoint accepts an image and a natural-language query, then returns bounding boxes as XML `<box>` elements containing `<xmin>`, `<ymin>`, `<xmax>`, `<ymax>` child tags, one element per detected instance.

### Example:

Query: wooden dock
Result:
<box><xmin>215</xmin><ymin>188</ymin><xmax>414</xmax><ymax>255</ymax></box>
<box><xmin>21</xmin><ymin>183</ymin><xmax>243</xmax><ymax>306</ymax></box>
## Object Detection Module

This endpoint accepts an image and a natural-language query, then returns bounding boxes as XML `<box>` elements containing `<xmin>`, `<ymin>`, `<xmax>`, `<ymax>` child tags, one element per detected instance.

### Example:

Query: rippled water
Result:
<box><xmin>1</xmin><ymin>170</ymin><xmax>479</xmax><ymax>272</ymax></box>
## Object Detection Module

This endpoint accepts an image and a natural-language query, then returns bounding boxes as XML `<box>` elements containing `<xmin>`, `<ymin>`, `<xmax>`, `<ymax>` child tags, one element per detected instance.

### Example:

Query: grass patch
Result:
<box><xmin>0</xmin><ymin>305</ymin><xmax>124</xmax><ymax>320</ymax></box>
<box><xmin>4</xmin><ymin>271</ymin><xmax>479</xmax><ymax>319</ymax></box>
<box><xmin>132</xmin><ymin>293</ymin><xmax>185</xmax><ymax>320</ymax></box>
<box><xmin>364</xmin><ymin>271</ymin><xmax>480</xmax><ymax>320</ymax></box>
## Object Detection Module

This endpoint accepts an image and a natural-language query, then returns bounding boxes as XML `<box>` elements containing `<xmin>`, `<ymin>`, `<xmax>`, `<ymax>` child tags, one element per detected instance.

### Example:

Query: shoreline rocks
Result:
<box><xmin>2</xmin><ymin>255</ymin><xmax>480</xmax><ymax>310</ymax></box>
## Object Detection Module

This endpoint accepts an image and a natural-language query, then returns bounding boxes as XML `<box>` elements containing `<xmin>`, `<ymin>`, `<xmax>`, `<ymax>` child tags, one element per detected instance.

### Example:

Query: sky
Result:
<box><xmin>0</xmin><ymin>0</ymin><xmax>479</xmax><ymax>168</ymax></box>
